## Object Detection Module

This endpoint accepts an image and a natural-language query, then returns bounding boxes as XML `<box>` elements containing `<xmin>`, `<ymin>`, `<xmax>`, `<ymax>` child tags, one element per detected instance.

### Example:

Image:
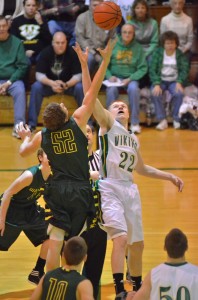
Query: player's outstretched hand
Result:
<box><xmin>171</xmin><ymin>175</ymin><xmax>184</xmax><ymax>192</ymax></box>
<box><xmin>97</xmin><ymin>38</ymin><xmax>117</xmax><ymax>62</ymax></box>
<box><xmin>73</xmin><ymin>42</ymin><xmax>89</xmax><ymax>67</ymax></box>
<box><xmin>16</xmin><ymin>122</ymin><xmax>32</xmax><ymax>140</ymax></box>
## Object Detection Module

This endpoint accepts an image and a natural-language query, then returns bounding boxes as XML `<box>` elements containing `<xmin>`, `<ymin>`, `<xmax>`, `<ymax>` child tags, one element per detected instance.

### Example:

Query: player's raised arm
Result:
<box><xmin>72</xmin><ymin>39</ymin><xmax>116</xmax><ymax>128</ymax></box>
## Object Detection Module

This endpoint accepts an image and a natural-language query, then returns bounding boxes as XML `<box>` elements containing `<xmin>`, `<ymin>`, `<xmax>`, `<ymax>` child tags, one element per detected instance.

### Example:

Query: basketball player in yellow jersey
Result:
<box><xmin>74</xmin><ymin>44</ymin><xmax>184</xmax><ymax>300</ymax></box>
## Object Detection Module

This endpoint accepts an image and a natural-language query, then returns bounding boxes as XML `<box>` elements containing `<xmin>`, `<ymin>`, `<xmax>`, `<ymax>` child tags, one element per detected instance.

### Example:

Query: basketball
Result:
<box><xmin>93</xmin><ymin>1</ymin><xmax>122</xmax><ymax>30</ymax></box>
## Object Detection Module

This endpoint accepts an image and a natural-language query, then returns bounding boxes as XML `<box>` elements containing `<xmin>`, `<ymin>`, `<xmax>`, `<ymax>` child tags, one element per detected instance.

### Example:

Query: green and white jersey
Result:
<box><xmin>151</xmin><ymin>262</ymin><xmax>198</xmax><ymax>300</ymax></box>
<box><xmin>99</xmin><ymin>120</ymin><xmax>139</xmax><ymax>181</ymax></box>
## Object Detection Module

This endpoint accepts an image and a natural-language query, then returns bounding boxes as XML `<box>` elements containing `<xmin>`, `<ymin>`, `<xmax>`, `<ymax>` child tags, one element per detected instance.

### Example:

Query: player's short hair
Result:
<box><xmin>87</xmin><ymin>123</ymin><xmax>95</xmax><ymax>134</ymax></box>
<box><xmin>64</xmin><ymin>237</ymin><xmax>87</xmax><ymax>266</ymax></box>
<box><xmin>131</xmin><ymin>0</ymin><xmax>150</xmax><ymax>20</ymax></box>
<box><xmin>160</xmin><ymin>31</ymin><xmax>180</xmax><ymax>48</ymax></box>
<box><xmin>43</xmin><ymin>103</ymin><xmax>67</xmax><ymax>131</ymax></box>
<box><xmin>108</xmin><ymin>99</ymin><xmax>130</xmax><ymax>110</ymax></box>
<box><xmin>164</xmin><ymin>228</ymin><xmax>188</xmax><ymax>258</ymax></box>
<box><xmin>37</xmin><ymin>148</ymin><xmax>44</xmax><ymax>163</ymax></box>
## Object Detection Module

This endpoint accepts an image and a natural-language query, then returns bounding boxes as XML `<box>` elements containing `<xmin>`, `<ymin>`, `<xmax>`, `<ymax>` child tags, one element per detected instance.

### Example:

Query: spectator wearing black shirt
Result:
<box><xmin>27</xmin><ymin>31</ymin><xmax>84</xmax><ymax>131</ymax></box>
<box><xmin>10</xmin><ymin>0</ymin><xmax>51</xmax><ymax>64</ymax></box>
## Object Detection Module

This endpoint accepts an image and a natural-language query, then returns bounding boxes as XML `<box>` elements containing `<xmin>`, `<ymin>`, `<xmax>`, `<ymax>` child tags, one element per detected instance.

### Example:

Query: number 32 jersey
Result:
<box><xmin>99</xmin><ymin>120</ymin><xmax>139</xmax><ymax>181</ymax></box>
<box><xmin>151</xmin><ymin>262</ymin><xmax>198</xmax><ymax>300</ymax></box>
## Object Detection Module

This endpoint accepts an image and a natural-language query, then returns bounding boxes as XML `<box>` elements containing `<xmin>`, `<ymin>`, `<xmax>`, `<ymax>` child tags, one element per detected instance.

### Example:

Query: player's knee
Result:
<box><xmin>128</xmin><ymin>241</ymin><xmax>144</xmax><ymax>255</ymax></box>
<box><xmin>108</xmin><ymin>227</ymin><xmax>127</xmax><ymax>244</ymax></box>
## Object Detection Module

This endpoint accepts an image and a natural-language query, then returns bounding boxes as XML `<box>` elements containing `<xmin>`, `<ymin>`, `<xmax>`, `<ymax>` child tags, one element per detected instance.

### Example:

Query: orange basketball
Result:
<box><xmin>93</xmin><ymin>1</ymin><xmax>122</xmax><ymax>30</ymax></box>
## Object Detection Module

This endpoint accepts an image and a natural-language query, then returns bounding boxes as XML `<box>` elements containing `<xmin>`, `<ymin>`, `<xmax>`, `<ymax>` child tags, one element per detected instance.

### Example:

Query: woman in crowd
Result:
<box><xmin>129</xmin><ymin>0</ymin><xmax>159</xmax><ymax>61</ymax></box>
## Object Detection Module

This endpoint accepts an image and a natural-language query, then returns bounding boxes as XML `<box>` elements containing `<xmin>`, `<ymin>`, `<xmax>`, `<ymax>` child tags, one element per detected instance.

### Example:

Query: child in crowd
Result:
<box><xmin>149</xmin><ymin>30</ymin><xmax>190</xmax><ymax>130</ymax></box>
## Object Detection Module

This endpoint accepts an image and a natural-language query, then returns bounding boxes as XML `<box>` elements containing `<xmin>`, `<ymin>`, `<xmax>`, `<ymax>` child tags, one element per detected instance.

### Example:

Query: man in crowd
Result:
<box><xmin>75</xmin><ymin>0</ymin><xmax>115</xmax><ymax>78</ymax></box>
<box><xmin>0</xmin><ymin>15</ymin><xmax>28</xmax><ymax>138</ymax></box>
<box><xmin>104</xmin><ymin>23</ymin><xmax>147</xmax><ymax>134</ymax></box>
<box><xmin>10</xmin><ymin>0</ymin><xmax>51</xmax><ymax>65</ymax></box>
<box><xmin>40</xmin><ymin>0</ymin><xmax>87</xmax><ymax>46</ymax></box>
<box><xmin>27</xmin><ymin>31</ymin><xmax>84</xmax><ymax>131</ymax></box>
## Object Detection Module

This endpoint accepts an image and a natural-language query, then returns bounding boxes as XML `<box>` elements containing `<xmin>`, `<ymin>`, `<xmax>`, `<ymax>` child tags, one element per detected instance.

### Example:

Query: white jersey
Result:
<box><xmin>99</xmin><ymin>120</ymin><xmax>139</xmax><ymax>181</ymax></box>
<box><xmin>151</xmin><ymin>262</ymin><xmax>198</xmax><ymax>300</ymax></box>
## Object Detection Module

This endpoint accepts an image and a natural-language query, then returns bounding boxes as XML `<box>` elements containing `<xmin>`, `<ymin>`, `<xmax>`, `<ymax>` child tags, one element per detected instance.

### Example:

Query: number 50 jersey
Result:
<box><xmin>151</xmin><ymin>262</ymin><xmax>198</xmax><ymax>300</ymax></box>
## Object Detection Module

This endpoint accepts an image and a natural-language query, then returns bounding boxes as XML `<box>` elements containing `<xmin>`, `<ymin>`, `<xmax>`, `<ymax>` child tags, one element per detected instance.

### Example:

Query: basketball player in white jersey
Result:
<box><xmin>73</xmin><ymin>43</ymin><xmax>184</xmax><ymax>300</ymax></box>
<box><xmin>131</xmin><ymin>228</ymin><xmax>198</xmax><ymax>300</ymax></box>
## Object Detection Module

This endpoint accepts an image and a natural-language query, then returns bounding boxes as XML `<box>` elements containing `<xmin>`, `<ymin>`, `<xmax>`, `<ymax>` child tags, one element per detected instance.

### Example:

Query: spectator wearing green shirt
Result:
<box><xmin>105</xmin><ymin>23</ymin><xmax>147</xmax><ymax>134</ymax></box>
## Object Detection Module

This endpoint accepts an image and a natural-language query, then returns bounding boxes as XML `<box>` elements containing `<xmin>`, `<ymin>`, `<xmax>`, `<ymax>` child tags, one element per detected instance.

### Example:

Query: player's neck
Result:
<box><xmin>118</xmin><ymin>119</ymin><xmax>128</xmax><ymax>130</ymax></box>
<box><xmin>63</xmin><ymin>262</ymin><xmax>83</xmax><ymax>273</ymax></box>
<box><xmin>166</xmin><ymin>255</ymin><xmax>186</xmax><ymax>264</ymax></box>
<box><xmin>40</xmin><ymin>164</ymin><xmax>51</xmax><ymax>180</ymax></box>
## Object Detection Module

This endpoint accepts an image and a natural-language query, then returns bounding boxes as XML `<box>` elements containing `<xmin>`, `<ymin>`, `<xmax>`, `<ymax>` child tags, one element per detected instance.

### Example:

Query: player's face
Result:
<box><xmin>39</xmin><ymin>152</ymin><xmax>49</xmax><ymax>167</ymax></box>
<box><xmin>134</xmin><ymin>3</ymin><xmax>147</xmax><ymax>20</ymax></box>
<box><xmin>86</xmin><ymin>125</ymin><xmax>94</xmax><ymax>148</ymax></box>
<box><xmin>60</xmin><ymin>103</ymin><xmax>68</xmax><ymax>120</ymax></box>
<box><xmin>0</xmin><ymin>19</ymin><xmax>9</xmax><ymax>41</ymax></box>
<box><xmin>171</xmin><ymin>0</ymin><xmax>184</xmax><ymax>14</ymax></box>
<box><xmin>53</xmin><ymin>33</ymin><xmax>67</xmax><ymax>55</ymax></box>
<box><xmin>121</xmin><ymin>25</ymin><xmax>134</xmax><ymax>45</ymax></box>
<box><xmin>109</xmin><ymin>101</ymin><xmax>129</xmax><ymax>121</ymax></box>
<box><xmin>24</xmin><ymin>0</ymin><xmax>38</xmax><ymax>17</ymax></box>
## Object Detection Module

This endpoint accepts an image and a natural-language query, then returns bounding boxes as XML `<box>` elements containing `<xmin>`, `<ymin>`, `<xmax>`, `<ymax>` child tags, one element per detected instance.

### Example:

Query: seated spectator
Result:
<box><xmin>0</xmin><ymin>15</ymin><xmax>28</xmax><ymax>138</ymax></box>
<box><xmin>27</xmin><ymin>31</ymin><xmax>84</xmax><ymax>131</ymax></box>
<box><xmin>149</xmin><ymin>31</ymin><xmax>190</xmax><ymax>130</ymax></box>
<box><xmin>75</xmin><ymin>0</ymin><xmax>115</xmax><ymax>77</ymax></box>
<box><xmin>129</xmin><ymin>0</ymin><xmax>159</xmax><ymax>61</ymax></box>
<box><xmin>0</xmin><ymin>0</ymin><xmax>24</xmax><ymax>27</ymax></box>
<box><xmin>40</xmin><ymin>0</ymin><xmax>87</xmax><ymax>46</ymax></box>
<box><xmin>105</xmin><ymin>23</ymin><xmax>147</xmax><ymax>133</ymax></box>
<box><xmin>131</xmin><ymin>228</ymin><xmax>198</xmax><ymax>300</ymax></box>
<box><xmin>10</xmin><ymin>0</ymin><xmax>51</xmax><ymax>65</ymax></box>
<box><xmin>30</xmin><ymin>236</ymin><xmax>94</xmax><ymax>300</ymax></box>
<box><xmin>160</xmin><ymin>0</ymin><xmax>193</xmax><ymax>57</ymax></box>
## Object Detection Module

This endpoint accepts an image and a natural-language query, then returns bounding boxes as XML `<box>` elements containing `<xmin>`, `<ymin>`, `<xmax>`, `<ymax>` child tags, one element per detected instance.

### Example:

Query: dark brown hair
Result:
<box><xmin>131</xmin><ymin>0</ymin><xmax>150</xmax><ymax>20</ymax></box>
<box><xmin>37</xmin><ymin>148</ymin><xmax>44</xmax><ymax>163</ymax></box>
<box><xmin>64</xmin><ymin>237</ymin><xmax>87</xmax><ymax>266</ymax></box>
<box><xmin>43</xmin><ymin>103</ymin><xmax>67</xmax><ymax>131</ymax></box>
<box><xmin>160</xmin><ymin>31</ymin><xmax>179</xmax><ymax>48</ymax></box>
<box><xmin>164</xmin><ymin>228</ymin><xmax>188</xmax><ymax>258</ymax></box>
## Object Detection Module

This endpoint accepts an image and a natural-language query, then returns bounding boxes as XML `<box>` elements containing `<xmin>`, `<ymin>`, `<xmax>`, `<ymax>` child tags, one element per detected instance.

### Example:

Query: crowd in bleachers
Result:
<box><xmin>0</xmin><ymin>0</ymin><xmax>198</xmax><ymax>138</ymax></box>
